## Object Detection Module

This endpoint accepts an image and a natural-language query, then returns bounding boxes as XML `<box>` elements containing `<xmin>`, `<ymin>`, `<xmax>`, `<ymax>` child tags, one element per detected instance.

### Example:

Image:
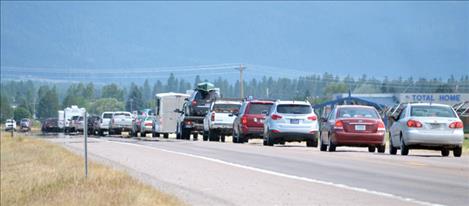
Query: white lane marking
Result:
<box><xmin>103</xmin><ymin>139</ymin><xmax>444</xmax><ymax>206</ymax></box>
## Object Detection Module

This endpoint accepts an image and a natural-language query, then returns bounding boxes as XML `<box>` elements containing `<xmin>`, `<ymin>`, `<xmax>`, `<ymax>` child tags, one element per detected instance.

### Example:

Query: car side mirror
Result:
<box><xmin>184</xmin><ymin>98</ymin><xmax>189</xmax><ymax>101</ymax></box>
<box><xmin>174</xmin><ymin>109</ymin><xmax>183</xmax><ymax>114</ymax></box>
<box><xmin>232</xmin><ymin>111</ymin><xmax>239</xmax><ymax>116</ymax></box>
<box><xmin>391</xmin><ymin>116</ymin><xmax>399</xmax><ymax>121</ymax></box>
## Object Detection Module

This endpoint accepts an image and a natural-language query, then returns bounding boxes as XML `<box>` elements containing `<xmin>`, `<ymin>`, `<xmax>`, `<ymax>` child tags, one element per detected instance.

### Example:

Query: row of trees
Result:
<box><xmin>1</xmin><ymin>73</ymin><xmax>469</xmax><ymax>122</ymax></box>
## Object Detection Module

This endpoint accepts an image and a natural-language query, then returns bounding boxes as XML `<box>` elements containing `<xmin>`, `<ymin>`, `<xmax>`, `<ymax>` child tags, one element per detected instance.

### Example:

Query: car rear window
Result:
<box><xmin>114</xmin><ymin>113</ymin><xmax>131</xmax><ymax>117</ymax></box>
<box><xmin>277</xmin><ymin>104</ymin><xmax>312</xmax><ymax>114</ymax></box>
<box><xmin>337</xmin><ymin>107</ymin><xmax>379</xmax><ymax>119</ymax></box>
<box><xmin>411</xmin><ymin>106</ymin><xmax>456</xmax><ymax>118</ymax></box>
<box><xmin>247</xmin><ymin>103</ymin><xmax>273</xmax><ymax>114</ymax></box>
<box><xmin>103</xmin><ymin>113</ymin><xmax>113</xmax><ymax>118</ymax></box>
<box><xmin>213</xmin><ymin>104</ymin><xmax>241</xmax><ymax>113</ymax></box>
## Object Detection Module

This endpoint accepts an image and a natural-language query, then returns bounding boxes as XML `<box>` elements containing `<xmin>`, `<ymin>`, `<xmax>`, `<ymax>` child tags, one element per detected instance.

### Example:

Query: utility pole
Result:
<box><xmin>235</xmin><ymin>64</ymin><xmax>246</xmax><ymax>99</ymax></box>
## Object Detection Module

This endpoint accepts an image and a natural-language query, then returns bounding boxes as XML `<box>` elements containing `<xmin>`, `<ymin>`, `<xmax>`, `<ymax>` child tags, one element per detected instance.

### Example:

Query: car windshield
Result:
<box><xmin>411</xmin><ymin>106</ymin><xmax>456</xmax><ymax>118</ymax></box>
<box><xmin>247</xmin><ymin>103</ymin><xmax>273</xmax><ymax>114</ymax></box>
<box><xmin>103</xmin><ymin>113</ymin><xmax>113</xmax><ymax>118</ymax></box>
<box><xmin>337</xmin><ymin>107</ymin><xmax>379</xmax><ymax>119</ymax></box>
<box><xmin>6</xmin><ymin>120</ymin><xmax>13</xmax><ymax>123</ymax></box>
<box><xmin>213</xmin><ymin>104</ymin><xmax>241</xmax><ymax>113</ymax></box>
<box><xmin>277</xmin><ymin>104</ymin><xmax>312</xmax><ymax>114</ymax></box>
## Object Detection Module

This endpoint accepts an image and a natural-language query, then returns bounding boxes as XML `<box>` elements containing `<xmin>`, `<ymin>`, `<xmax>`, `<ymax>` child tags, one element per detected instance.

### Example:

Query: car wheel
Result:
<box><xmin>377</xmin><ymin>144</ymin><xmax>385</xmax><ymax>153</ymax></box>
<box><xmin>306</xmin><ymin>139</ymin><xmax>317</xmax><ymax>147</ymax></box>
<box><xmin>441</xmin><ymin>148</ymin><xmax>450</xmax><ymax>157</ymax></box>
<box><xmin>203</xmin><ymin>131</ymin><xmax>209</xmax><ymax>141</ymax></box>
<box><xmin>389</xmin><ymin>138</ymin><xmax>397</xmax><ymax>155</ymax></box>
<box><xmin>453</xmin><ymin>147</ymin><xmax>462</xmax><ymax>157</ymax></box>
<box><xmin>319</xmin><ymin>134</ymin><xmax>327</xmax><ymax>152</ymax></box>
<box><xmin>263</xmin><ymin>132</ymin><xmax>273</xmax><ymax>146</ymax></box>
<box><xmin>328</xmin><ymin>136</ymin><xmax>336</xmax><ymax>152</ymax></box>
<box><xmin>400</xmin><ymin>138</ymin><xmax>409</xmax><ymax>156</ymax></box>
<box><xmin>192</xmin><ymin>133</ymin><xmax>198</xmax><ymax>141</ymax></box>
<box><xmin>221</xmin><ymin>135</ymin><xmax>225</xmax><ymax>143</ymax></box>
<box><xmin>232</xmin><ymin>130</ymin><xmax>238</xmax><ymax>143</ymax></box>
<box><xmin>140</xmin><ymin>132</ymin><xmax>146</xmax><ymax>137</ymax></box>
<box><xmin>163</xmin><ymin>133</ymin><xmax>169</xmax><ymax>139</ymax></box>
<box><xmin>368</xmin><ymin>146</ymin><xmax>376</xmax><ymax>153</ymax></box>
<box><xmin>209</xmin><ymin>130</ymin><xmax>218</xmax><ymax>141</ymax></box>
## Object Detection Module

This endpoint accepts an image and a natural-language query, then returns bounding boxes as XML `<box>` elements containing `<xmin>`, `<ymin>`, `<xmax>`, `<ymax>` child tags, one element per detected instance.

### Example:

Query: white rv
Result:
<box><xmin>153</xmin><ymin>92</ymin><xmax>189</xmax><ymax>138</ymax></box>
<box><xmin>59</xmin><ymin>105</ymin><xmax>86</xmax><ymax>133</ymax></box>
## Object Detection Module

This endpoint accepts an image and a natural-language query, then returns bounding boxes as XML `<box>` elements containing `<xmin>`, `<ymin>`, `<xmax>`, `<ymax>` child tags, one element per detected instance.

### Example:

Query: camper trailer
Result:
<box><xmin>59</xmin><ymin>105</ymin><xmax>86</xmax><ymax>133</ymax></box>
<box><xmin>153</xmin><ymin>92</ymin><xmax>189</xmax><ymax>138</ymax></box>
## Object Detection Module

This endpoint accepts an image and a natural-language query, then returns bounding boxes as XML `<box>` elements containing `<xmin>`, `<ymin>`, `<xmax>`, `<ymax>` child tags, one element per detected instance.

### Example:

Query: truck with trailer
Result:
<box><xmin>176</xmin><ymin>82</ymin><xmax>220</xmax><ymax>140</ymax></box>
<box><xmin>153</xmin><ymin>92</ymin><xmax>189</xmax><ymax>138</ymax></box>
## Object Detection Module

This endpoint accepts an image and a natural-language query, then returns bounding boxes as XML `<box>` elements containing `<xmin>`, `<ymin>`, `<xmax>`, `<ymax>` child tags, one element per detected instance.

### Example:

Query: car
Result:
<box><xmin>232</xmin><ymin>99</ymin><xmax>274</xmax><ymax>143</ymax></box>
<box><xmin>203</xmin><ymin>100</ymin><xmax>242</xmax><ymax>142</ymax></box>
<box><xmin>140</xmin><ymin>116</ymin><xmax>155</xmax><ymax>137</ymax></box>
<box><xmin>98</xmin><ymin>112</ymin><xmax>114</xmax><ymax>136</ymax></box>
<box><xmin>389</xmin><ymin>103</ymin><xmax>464</xmax><ymax>157</ymax></box>
<box><xmin>131</xmin><ymin>114</ymin><xmax>146</xmax><ymax>137</ymax></box>
<box><xmin>183</xmin><ymin>82</ymin><xmax>220</xmax><ymax>116</ymax></box>
<box><xmin>87</xmin><ymin>115</ymin><xmax>101</xmax><ymax>135</ymax></box>
<box><xmin>319</xmin><ymin>105</ymin><xmax>386</xmax><ymax>152</ymax></box>
<box><xmin>263</xmin><ymin>100</ymin><xmax>319</xmax><ymax>146</ymax></box>
<box><xmin>41</xmin><ymin>118</ymin><xmax>60</xmax><ymax>133</ymax></box>
<box><xmin>110</xmin><ymin>111</ymin><xmax>133</xmax><ymax>135</ymax></box>
<box><xmin>19</xmin><ymin>118</ymin><xmax>31</xmax><ymax>132</ymax></box>
<box><xmin>5</xmin><ymin>119</ymin><xmax>16</xmax><ymax>131</ymax></box>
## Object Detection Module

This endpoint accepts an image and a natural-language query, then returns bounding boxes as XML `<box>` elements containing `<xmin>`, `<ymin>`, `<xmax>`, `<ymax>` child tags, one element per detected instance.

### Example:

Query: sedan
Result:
<box><xmin>319</xmin><ymin>105</ymin><xmax>386</xmax><ymax>152</ymax></box>
<box><xmin>389</xmin><ymin>103</ymin><xmax>464</xmax><ymax>157</ymax></box>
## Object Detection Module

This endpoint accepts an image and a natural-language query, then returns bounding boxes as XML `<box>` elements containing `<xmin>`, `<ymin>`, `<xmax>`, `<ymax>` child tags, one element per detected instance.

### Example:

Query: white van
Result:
<box><xmin>153</xmin><ymin>92</ymin><xmax>189</xmax><ymax>138</ymax></box>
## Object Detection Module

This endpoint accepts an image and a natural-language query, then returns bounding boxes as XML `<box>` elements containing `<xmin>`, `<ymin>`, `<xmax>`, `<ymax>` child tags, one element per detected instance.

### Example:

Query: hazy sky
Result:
<box><xmin>1</xmin><ymin>1</ymin><xmax>468</xmax><ymax>80</ymax></box>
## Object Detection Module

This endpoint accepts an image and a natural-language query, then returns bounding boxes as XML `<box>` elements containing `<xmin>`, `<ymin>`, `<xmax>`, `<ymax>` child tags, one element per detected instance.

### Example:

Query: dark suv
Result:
<box><xmin>232</xmin><ymin>100</ymin><xmax>274</xmax><ymax>143</ymax></box>
<box><xmin>184</xmin><ymin>89</ymin><xmax>220</xmax><ymax>116</ymax></box>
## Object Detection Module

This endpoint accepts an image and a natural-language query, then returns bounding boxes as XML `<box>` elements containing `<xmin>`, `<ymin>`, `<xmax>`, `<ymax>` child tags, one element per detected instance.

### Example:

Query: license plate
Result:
<box><xmin>355</xmin><ymin>125</ymin><xmax>366</xmax><ymax>131</ymax></box>
<box><xmin>290</xmin><ymin>119</ymin><xmax>300</xmax><ymax>124</ymax></box>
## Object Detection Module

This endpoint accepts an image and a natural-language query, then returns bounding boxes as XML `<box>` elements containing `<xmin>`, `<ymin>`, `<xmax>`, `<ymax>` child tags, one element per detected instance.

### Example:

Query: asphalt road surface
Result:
<box><xmin>46</xmin><ymin>134</ymin><xmax>469</xmax><ymax>206</ymax></box>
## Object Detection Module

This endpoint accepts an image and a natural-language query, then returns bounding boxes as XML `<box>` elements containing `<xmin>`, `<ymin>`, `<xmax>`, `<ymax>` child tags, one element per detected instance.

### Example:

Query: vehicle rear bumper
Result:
<box><xmin>404</xmin><ymin>130</ymin><xmax>464</xmax><ymax>147</ymax></box>
<box><xmin>241</xmin><ymin>126</ymin><xmax>264</xmax><ymax>138</ymax></box>
<box><xmin>269</xmin><ymin>131</ymin><xmax>317</xmax><ymax>142</ymax></box>
<box><xmin>211</xmin><ymin>123</ymin><xmax>233</xmax><ymax>129</ymax></box>
<box><xmin>333</xmin><ymin>131</ymin><xmax>385</xmax><ymax>146</ymax></box>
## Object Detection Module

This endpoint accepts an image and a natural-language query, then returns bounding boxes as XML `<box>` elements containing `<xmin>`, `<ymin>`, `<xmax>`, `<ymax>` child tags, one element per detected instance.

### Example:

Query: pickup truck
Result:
<box><xmin>203</xmin><ymin>100</ymin><xmax>242</xmax><ymax>142</ymax></box>
<box><xmin>99</xmin><ymin>112</ymin><xmax>114</xmax><ymax>136</ymax></box>
<box><xmin>5</xmin><ymin>119</ymin><xmax>16</xmax><ymax>131</ymax></box>
<box><xmin>110</xmin><ymin>111</ymin><xmax>133</xmax><ymax>135</ymax></box>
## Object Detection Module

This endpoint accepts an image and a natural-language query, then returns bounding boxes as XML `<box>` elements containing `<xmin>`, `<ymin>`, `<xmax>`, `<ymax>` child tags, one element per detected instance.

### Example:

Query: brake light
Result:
<box><xmin>271</xmin><ymin>129</ymin><xmax>281</xmax><ymax>133</ymax></box>
<box><xmin>211</xmin><ymin>112</ymin><xmax>215</xmax><ymax>121</ymax></box>
<box><xmin>377</xmin><ymin>121</ymin><xmax>385</xmax><ymax>131</ymax></box>
<box><xmin>271</xmin><ymin>114</ymin><xmax>282</xmax><ymax>120</ymax></box>
<box><xmin>144</xmin><ymin>122</ymin><xmax>152</xmax><ymax>126</ymax></box>
<box><xmin>307</xmin><ymin>116</ymin><xmax>317</xmax><ymax>121</ymax></box>
<box><xmin>407</xmin><ymin>120</ymin><xmax>422</xmax><ymax>128</ymax></box>
<box><xmin>185</xmin><ymin>120</ymin><xmax>192</xmax><ymax>125</ymax></box>
<box><xmin>241</xmin><ymin>116</ymin><xmax>248</xmax><ymax>125</ymax></box>
<box><xmin>449</xmin><ymin>121</ymin><xmax>463</xmax><ymax>129</ymax></box>
<box><xmin>334</xmin><ymin>120</ymin><xmax>344</xmax><ymax>129</ymax></box>
<box><xmin>192</xmin><ymin>100</ymin><xmax>197</xmax><ymax>106</ymax></box>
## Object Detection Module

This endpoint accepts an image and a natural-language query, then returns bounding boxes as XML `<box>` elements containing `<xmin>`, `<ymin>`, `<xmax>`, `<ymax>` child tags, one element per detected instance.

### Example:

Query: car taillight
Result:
<box><xmin>271</xmin><ymin>114</ymin><xmax>282</xmax><ymax>120</ymax></box>
<box><xmin>377</xmin><ymin>121</ymin><xmax>385</xmax><ymax>131</ymax></box>
<box><xmin>449</xmin><ymin>121</ymin><xmax>463</xmax><ymax>129</ymax></box>
<box><xmin>307</xmin><ymin>116</ymin><xmax>317</xmax><ymax>121</ymax></box>
<box><xmin>192</xmin><ymin>100</ymin><xmax>197</xmax><ymax>106</ymax></box>
<box><xmin>271</xmin><ymin>129</ymin><xmax>281</xmax><ymax>133</ymax></box>
<box><xmin>334</xmin><ymin>120</ymin><xmax>344</xmax><ymax>129</ymax></box>
<box><xmin>407</xmin><ymin>120</ymin><xmax>422</xmax><ymax>128</ymax></box>
<box><xmin>241</xmin><ymin>116</ymin><xmax>248</xmax><ymax>125</ymax></box>
<box><xmin>185</xmin><ymin>120</ymin><xmax>192</xmax><ymax>125</ymax></box>
<box><xmin>145</xmin><ymin>122</ymin><xmax>152</xmax><ymax>126</ymax></box>
<box><xmin>211</xmin><ymin>112</ymin><xmax>215</xmax><ymax>121</ymax></box>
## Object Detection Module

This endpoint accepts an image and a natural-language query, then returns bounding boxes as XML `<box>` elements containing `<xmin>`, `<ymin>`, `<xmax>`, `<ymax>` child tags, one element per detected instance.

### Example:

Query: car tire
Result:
<box><xmin>453</xmin><ymin>147</ymin><xmax>462</xmax><ymax>157</ymax></box>
<box><xmin>99</xmin><ymin>130</ymin><xmax>104</xmax><ymax>137</ymax></box>
<box><xmin>389</xmin><ymin>138</ymin><xmax>397</xmax><ymax>155</ymax></box>
<box><xmin>140</xmin><ymin>132</ymin><xmax>146</xmax><ymax>137</ymax></box>
<box><xmin>368</xmin><ymin>146</ymin><xmax>376</xmax><ymax>153</ymax></box>
<box><xmin>377</xmin><ymin>144</ymin><xmax>385</xmax><ymax>153</ymax></box>
<box><xmin>163</xmin><ymin>133</ymin><xmax>169</xmax><ymax>139</ymax></box>
<box><xmin>400</xmin><ymin>138</ymin><xmax>409</xmax><ymax>156</ymax></box>
<box><xmin>221</xmin><ymin>135</ymin><xmax>225</xmax><ymax>142</ymax></box>
<box><xmin>306</xmin><ymin>139</ymin><xmax>318</xmax><ymax>147</ymax></box>
<box><xmin>263</xmin><ymin>132</ymin><xmax>273</xmax><ymax>146</ymax></box>
<box><xmin>203</xmin><ymin>131</ymin><xmax>209</xmax><ymax>141</ymax></box>
<box><xmin>441</xmin><ymin>148</ymin><xmax>450</xmax><ymax>157</ymax></box>
<box><xmin>192</xmin><ymin>133</ymin><xmax>198</xmax><ymax>141</ymax></box>
<box><xmin>319</xmin><ymin>135</ymin><xmax>327</xmax><ymax>152</ymax></box>
<box><xmin>209</xmin><ymin>130</ymin><xmax>218</xmax><ymax>141</ymax></box>
<box><xmin>328</xmin><ymin>137</ymin><xmax>336</xmax><ymax>152</ymax></box>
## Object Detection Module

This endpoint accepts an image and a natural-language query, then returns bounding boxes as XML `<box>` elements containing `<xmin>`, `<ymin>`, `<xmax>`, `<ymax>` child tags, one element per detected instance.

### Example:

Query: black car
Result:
<box><xmin>87</xmin><ymin>115</ymin><xmax>101</xmax><ymax>135</ymax></box>
<box><xmin>41</xmin><ymin>118</ymin><xmax>60</xmax><ymax>133</ymax></box>
<box><xmin>183</xmin><ymin>86</ymin><xmax>220</xmax><ymax>116</ymax></box>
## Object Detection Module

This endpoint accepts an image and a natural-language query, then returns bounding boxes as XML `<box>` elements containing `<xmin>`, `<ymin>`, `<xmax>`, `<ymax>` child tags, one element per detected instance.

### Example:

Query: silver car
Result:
<box><xmin>263</xmin><ymin>100</ymin><xmax>319</xmax><ymax>146</ymax></box>
<box><xmin>389</xmin><ymin>103</ymin><xmax>464</xmax><ymax>157</ymax></box>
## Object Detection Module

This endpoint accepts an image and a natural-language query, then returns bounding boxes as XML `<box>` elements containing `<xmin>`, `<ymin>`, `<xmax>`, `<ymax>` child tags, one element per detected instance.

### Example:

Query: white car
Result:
<box><xmin>389</xmin><ymin>103</ymin><xmax>464</xmax><ymax>157</ymax></box>
<box><xmin>263</xmin><ymin>100</ymin><xmax>319</xmax><ymax>146</ymax></box>
<box><xmin>5</xmin><ymin>119</ymin><xmax>17</xmax><ymax>131</ymax></box>
<box><xmin>99</xmin><ymin>112</ymin><xmax>114</xmax><ymax>136</ymax></box>
<box><xmin>203</xmin><ymin>100</ymin><xmax>242</xmax><ymax>142</ymax></box>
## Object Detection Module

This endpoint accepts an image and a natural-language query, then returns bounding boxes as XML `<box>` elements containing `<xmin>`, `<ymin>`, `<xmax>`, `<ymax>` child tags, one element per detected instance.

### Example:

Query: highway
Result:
<box><xmin>47</xmin><ymin>134</ymin><xmax>469</xmax><ymax>206</ymax></box>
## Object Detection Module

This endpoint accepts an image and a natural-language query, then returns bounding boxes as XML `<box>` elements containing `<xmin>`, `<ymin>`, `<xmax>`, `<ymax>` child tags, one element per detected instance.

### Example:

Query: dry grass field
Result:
<box><xmin>0</xmin><ymin>133</ymin><xmax>183</xmax><ymax>206</ymax></box>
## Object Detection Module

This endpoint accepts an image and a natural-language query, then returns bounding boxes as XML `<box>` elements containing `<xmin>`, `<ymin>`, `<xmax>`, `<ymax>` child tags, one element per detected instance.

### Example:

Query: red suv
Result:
<box><xmin>232</xmin><ymin>100</ymin><xmax>274</xmax><ymax>143</ymax></box>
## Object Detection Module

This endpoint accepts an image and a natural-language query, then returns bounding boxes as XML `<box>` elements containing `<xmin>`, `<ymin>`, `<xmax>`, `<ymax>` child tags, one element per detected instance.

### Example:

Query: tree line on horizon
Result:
<box><xmin>1</xmin><ymin>73</ymin><xmax>468</xmax><ymax>122</ymax></box>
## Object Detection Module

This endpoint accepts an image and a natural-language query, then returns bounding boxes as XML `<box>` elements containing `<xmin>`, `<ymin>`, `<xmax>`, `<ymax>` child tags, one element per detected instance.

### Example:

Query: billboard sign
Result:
<box><xmin>399</xmin><ymin>93</ymin><xmax>469</xmax><ymax>105</ymax></box>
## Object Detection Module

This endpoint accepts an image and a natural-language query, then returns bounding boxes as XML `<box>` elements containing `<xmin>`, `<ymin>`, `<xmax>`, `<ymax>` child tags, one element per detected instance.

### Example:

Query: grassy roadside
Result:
<box><xmin>464</xmin><ymin>134</ymin><xmax>469</xmax><ymax>153</ymax></box>
<box><xmin>0</xmin><ymin>133</ymin><xmax>183</xmax><ymax>206</ymax></box>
